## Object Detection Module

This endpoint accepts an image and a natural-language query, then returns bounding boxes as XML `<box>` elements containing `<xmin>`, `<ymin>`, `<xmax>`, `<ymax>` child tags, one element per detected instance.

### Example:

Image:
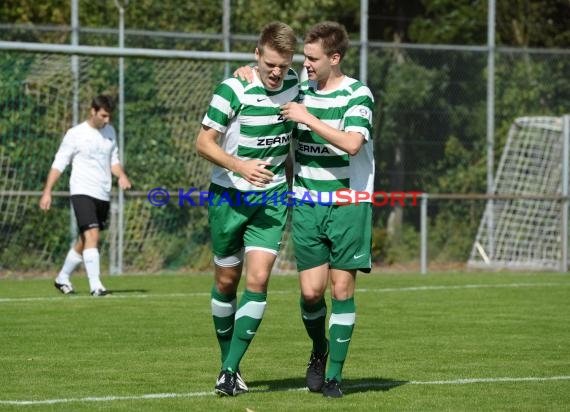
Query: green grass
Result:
<box><xmin>1</xmin><ymin>272</ymin><xmax>569</xmax><ymax>411</ymax></box>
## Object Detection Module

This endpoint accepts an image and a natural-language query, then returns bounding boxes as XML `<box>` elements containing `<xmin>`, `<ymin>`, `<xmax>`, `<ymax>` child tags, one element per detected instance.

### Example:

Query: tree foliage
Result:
<box><xmin>1</xmin><ymin>0</ymin><xmax>569</xmax><ymax>268</ymax></box>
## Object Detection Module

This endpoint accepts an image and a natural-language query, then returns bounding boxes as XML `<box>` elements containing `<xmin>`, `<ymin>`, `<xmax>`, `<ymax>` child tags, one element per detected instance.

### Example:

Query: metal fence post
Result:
<box><xmin>114</xmin><ymin>0</ymin><xmax>128</xmax><ymax>275</ymax></box>
<box><xmin>421</xmin><ymin>193</ymin><xmax>428</xmax><ymax>274</ymax></box>
<box><xmin>561</xmin><ymin>115</ymin><xmax>569</xmax><ymax>272</ymax></box>
<box><xmin>69</xmin><ymin>0</ymin><xmax>79</xmax><ymax>249</ymax></box>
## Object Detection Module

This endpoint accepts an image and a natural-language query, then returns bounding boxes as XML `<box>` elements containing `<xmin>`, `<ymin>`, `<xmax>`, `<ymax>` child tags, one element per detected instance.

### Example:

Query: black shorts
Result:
<box><xmin>71</xmin><ymin>195</ymin><xmax>110</xmax><ymax>233</ymax></box>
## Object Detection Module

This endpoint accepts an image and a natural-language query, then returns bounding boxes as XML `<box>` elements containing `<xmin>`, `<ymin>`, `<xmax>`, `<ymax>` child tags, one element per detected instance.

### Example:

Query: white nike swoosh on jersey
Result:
<box><xmin>216</xmin><ymin>326</ymin><xmax>233</xmax><ymax>334</ymax></box>
<box><xmin>336</xmin><ymin>337</ymin><xmax>351</xmax><ymax>343</ymax></box>
<box><xmin>246</xmin><ymin>329</ymin><xmax>256</xmax><ymax>335</ymax></box>
<box><xmin>353</xmin><ymin>253</ymin><xmax>366</xmax><ymax>259</ymax></box>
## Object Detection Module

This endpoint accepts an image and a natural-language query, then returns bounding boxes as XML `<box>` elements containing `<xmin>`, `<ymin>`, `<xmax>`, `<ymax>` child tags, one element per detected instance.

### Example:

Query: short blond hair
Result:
<box><xmin>257</xmin><ymin>21</ymin><xmax>297</xmax><ymax>57</ymax></box>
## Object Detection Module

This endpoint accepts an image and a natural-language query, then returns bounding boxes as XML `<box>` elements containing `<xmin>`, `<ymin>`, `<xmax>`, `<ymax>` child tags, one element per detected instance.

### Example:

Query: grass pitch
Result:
<box><xmin>1</xmin><ymin>272</ymin><xmax>569</xmax><ymax>411</ymax></box>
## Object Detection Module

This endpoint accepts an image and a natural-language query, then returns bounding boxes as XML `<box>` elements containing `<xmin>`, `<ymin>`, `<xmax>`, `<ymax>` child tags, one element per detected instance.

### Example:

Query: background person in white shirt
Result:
<box><xmin>39</xmin><ymin>95</ymin><xmax>131</xmax><ymax>296</ymax></box>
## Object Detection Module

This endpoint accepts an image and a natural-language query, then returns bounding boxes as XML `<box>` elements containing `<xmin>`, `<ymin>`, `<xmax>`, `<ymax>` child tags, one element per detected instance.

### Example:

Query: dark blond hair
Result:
<box><xmin>257</xmin><ymin>21</ymin><xmax>297</xmax><ymax>57</ymax></box>
<box><xmin>304</xmin><ymin>21</ymin><xmax>349</xmax><ymax>60</ymax></box>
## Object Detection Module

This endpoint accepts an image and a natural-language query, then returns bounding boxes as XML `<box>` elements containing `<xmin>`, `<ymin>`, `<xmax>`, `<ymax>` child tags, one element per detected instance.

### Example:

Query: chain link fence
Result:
<box><xmin>1</xmin><ymin>8</ymin><xmax>569</xmax><ymax>275</ymax></box>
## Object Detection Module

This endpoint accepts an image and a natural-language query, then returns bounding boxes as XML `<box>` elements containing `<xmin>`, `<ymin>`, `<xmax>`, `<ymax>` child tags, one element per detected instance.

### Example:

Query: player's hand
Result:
<box><xmin>280</xmin><ymin>102</ymin><xmax>309</xmax><ymax>123</ymax></box>
<box><xmin>233</xmin><ymin>65</ymin><xmax>256</xmax><ymax>83</ymax></box>
<box><xmin>236</xmin><ymin>159</ymin><xmax>274</xmax><ymax>187</ymax></box>
<box><xmin>39</xmin><ymin>192</ymin><xmax>52</xmax><ymax>211</ymax></box>
<box><xmin>118</xmin><ymin>175</ymin><xmax>132</xmax><ymax>190</ymax></box>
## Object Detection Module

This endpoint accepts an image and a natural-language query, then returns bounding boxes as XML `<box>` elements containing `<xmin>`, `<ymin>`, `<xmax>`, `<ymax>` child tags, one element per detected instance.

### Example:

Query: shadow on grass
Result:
<box><xmin>248</xmin><ymin>377</ymin><xmax>407</xmax><ymax>394</ymax></box>
<box><xmin>343</xmin><ymin>377</ymin><xmax>408</xmax><ymax>394</ymax></box>
<box><xmin>107</xmin><ymin>289</ymin><xmax>149</xmax><ymax>294</ymax></box>
<box><xmin>248</xmin><ymin>377</ymin><xmax>306</xmax><ymax>392</ymax></box>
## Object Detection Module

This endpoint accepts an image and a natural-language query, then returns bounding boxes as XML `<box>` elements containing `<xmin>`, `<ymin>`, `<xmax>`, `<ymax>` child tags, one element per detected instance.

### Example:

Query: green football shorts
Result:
<box><xmin>207</xmin><ymin>182</ymin><xmax>289</xmax><ymax>257</ymax></box>
<box><xmin>292</xmin><ymin>202</ymin><xmax>372</xmax><ymax>272</ymax></box>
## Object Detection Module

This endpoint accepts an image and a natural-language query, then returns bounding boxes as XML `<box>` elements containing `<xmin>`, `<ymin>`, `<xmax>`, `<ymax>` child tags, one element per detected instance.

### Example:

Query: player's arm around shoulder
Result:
<box><xmin>233</xmin><ymin>64</ymin><xmax>255</xmax><ymax>83</ymax></box>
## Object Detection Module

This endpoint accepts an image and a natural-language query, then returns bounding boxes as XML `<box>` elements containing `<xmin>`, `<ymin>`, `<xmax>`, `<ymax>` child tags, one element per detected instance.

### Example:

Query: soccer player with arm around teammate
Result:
<box><xmin>281</xmin><ymin>21</ymin><xmax>375</xmax><ymax>398</ymax></box>
<box><xmin>39</xmin><ymin>94</ymin><xmax>131</xmax><ymax>296</ymax></box>
<box><xmin>195</xmin><ymin>21</ymin><xmax>299</xmax><ymax>397</ymax></box>
<box><xmin>233</xmin><ymin>21</ymin><xmax>375</xmax><ymax>398</ymax></box>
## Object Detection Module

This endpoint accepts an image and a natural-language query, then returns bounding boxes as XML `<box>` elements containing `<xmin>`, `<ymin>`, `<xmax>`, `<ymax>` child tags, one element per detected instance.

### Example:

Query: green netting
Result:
<box><xmin>0</xmin><ymin>52</ymin><xmax>297</xmax><ymax>274</ymax></box>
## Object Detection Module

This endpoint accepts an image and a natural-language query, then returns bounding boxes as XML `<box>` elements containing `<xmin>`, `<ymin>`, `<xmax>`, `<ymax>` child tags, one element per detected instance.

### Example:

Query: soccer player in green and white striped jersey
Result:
<box><xmin>195</xmin><ymin>21</ymin><xmax>299</xmax><ymax>397</ymax></box>
<box><xmin>281</xmin><ymin>21</ymin><xmax>375</xmax><ymax>398</ymax></box>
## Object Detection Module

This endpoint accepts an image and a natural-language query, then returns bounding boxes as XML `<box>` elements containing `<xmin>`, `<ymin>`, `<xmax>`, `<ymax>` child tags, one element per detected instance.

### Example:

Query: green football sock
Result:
<box><xmin>210</xmin><ymin>285</ymin><xmax>236</xmax><ymax>364</ymax></box>
<box><xmin>327</xmin><ymin>297</ymin><xmax>356</xmax><ymax>382</ymax></box>
<box><xmin>222</xmin><ymin>289</ymin><xmax>267</xmax><ymax>372</ymax></box>
<box><xmin>300</xmin><ymin>297</ymin><xmax>328</xmax><ymax>355</ymax></box>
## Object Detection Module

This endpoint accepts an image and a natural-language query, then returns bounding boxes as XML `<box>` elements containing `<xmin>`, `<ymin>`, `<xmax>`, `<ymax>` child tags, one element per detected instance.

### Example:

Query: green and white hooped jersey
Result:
<box><xmin>293</xmin><ymin>75</ymin><xmax>375</xmax><ymax>203</ymax></box>
<box><xmin>202</xmin><ymin>69</ymin><xmax>299</xmax><ymax>192</ymax></box>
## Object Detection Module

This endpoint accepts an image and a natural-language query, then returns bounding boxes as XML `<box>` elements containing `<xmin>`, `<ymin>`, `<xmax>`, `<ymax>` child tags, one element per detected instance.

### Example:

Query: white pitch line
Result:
<box><xmin>355</xmin><ymin>282</ymin><xmax>570</xmax><ymax>293</ymax></box>
<box><xmin>0</xmin><ymin>282</ymin><xmax>568</xmax><ymax>304</ymax></box>
<box><xmin>350</xmin><ymin>375</ymin><xmax>570</xmax><ymax>389</ymax></box>
<box><xmin>1</xmin><ymin>375</ymin><xmax>569</xmax><ymax>406</ymax></box>
<box><xmin>0</xmin><ymin>391</ymin><xmax>213</xmax><ymax>406</ymax></box>
<box><xmin>0</xmin><ymin>292</ymin><xmax>209</xmax><ymax>303</ymax></box>
<box><xmin>412</xmin><ymin>376</ymin><xmax>570</xmax><ymax>385</ymax></box>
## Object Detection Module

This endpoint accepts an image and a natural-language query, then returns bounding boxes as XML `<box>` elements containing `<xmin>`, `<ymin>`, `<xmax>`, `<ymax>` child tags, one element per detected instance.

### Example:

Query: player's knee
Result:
<box><xmin>82</xmin><ymin>229</ymin><xmax>100</xmax><ymax>247</ymax></box>
<box><xmin>245</xmin><ymin>273</ymin><xmax>270</xmax><ymax>292</ymax></box>
<box><xmin>331</xmin><ymin>283</ymin><xmax>354</xmax><ymax>300</ymax></box>
<box><xmin>301</xmin><ymin>290</ymin><xmax>324</xmax><ymax>304</ymax></box>
<box><xmin>215</xmin><ymin>279</ymin><xmax>238</xmax><ymax>295</ymax></box>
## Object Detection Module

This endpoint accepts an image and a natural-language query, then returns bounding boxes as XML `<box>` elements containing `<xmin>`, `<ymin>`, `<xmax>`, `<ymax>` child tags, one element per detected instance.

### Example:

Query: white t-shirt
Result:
<box><xmin>51</xmin><ymin>121</ymin><xmax>120</xmax><ymax>201</ymax></box>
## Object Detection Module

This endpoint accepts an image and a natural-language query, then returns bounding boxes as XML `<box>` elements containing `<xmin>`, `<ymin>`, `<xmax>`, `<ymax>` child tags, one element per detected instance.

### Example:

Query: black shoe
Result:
<box><xmin>306</xmin><ymin>341</ymin><xmax>328</xmax><ymax>392</ymax></box>
<box><xmin>322</xmin><ymin>379</ymin><xmax>343</xmax><ymax>398</ymax></box>
<box><xmin>54</xmin><ymin>281</ymin><xmax>75</xmax><ymax>295</ymax></box>
<box><xmin>215</xmin><ymin>370</ymin><xmax>237</xmax><ymax>397</ymax></box>
<box><xmin>90</xmin><ymin>289</ymin><xmax>110</xmax><ymax>297</ymax></box>
<box><xmin>235</xmin><ymin>369</ymin><xmax>249</xmax><ymax>394</ymax></box>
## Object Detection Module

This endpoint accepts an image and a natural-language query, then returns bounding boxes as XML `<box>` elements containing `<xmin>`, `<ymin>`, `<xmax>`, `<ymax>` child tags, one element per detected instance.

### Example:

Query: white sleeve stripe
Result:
<box><xmin>202</xmin><ymin>115</ymin><xmax>227</xmax><ymax>133</ymax></box>
<box><xmin>210</xmin><ymin>94</ymin><xmax>234</xmax><ymax>117</ymax></box>
<box><xmin>345</xmin><ymin>126</ymin><xmax>371</xmax><ymax>141</ymax></box>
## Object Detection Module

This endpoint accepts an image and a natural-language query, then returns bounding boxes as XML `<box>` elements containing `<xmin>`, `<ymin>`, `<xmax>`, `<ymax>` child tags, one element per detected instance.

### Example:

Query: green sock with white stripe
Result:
<box><xmin>210</xmin><ymin>285</ymin><xmax>236</xmax><ymax>364</ymax></box>
<box><xmin>300</xmin><ymin>297</ymin><xmax>328</xmax><ymax>355</ymax></box>
<box><xmin>327</xmin><ymin>297</ymin><xmax>356</xmax><ymax>382</ymax></box>
<box><xmin>222</xmin><ymin>289</ymin><xmax>267</xmax><ymax>372</ymax></box>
